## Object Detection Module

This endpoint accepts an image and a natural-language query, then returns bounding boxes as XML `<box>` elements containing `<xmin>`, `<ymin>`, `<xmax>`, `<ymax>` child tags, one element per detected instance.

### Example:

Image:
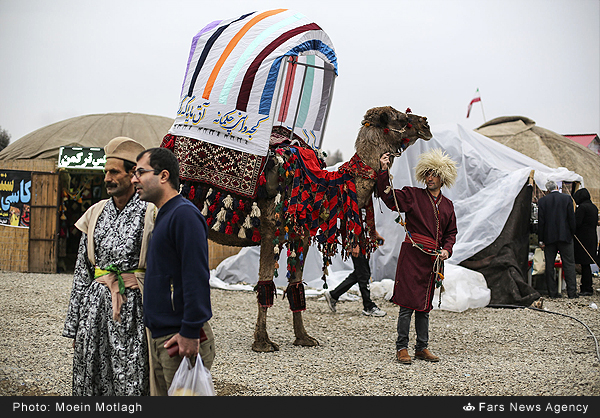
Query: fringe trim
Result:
<box><xmin>284</xmin><ymin>281</ymin><xmax>306</xmax><ymax>312</ymax></box>
<box><xmin>254</xmin><ymin>281</ymin><xmax>276</xmax><ymax>308</ymax></box>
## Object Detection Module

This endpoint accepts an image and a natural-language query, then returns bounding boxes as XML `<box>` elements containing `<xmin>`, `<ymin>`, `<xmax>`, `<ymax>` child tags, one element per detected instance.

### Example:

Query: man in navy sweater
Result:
<box><xmin>132</xmin><ymin>147</ymin><xmax>214</xmax><ymax>395</ymax></box>
<box><xmin>537</xmin><ymin>180</ymin><xmax>578</xmax><ymax>299</ymax></box>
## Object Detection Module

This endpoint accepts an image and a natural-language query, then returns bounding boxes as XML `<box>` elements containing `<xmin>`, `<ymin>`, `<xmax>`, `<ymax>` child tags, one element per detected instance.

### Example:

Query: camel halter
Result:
<box><xmin>361</xmin><ymin>120</ymin><xmax>415</xmax><ymax>159</ymax></box>
<box><xmin>361</xmin><ymin>120</ymin><xmax>408</xmax><ymax>136</ymax></box>
<box><xmin>384</xmin><ymin>169</ymin><xmax>446</xmax><ymax>307</ymax></box>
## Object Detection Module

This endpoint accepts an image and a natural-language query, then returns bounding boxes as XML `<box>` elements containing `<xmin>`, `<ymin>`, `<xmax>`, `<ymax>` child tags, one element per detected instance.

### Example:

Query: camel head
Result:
<box><xmin>403</xmin><ymin>108</ymin><xmax>433</xmax><ymax>143</ymax></box>
<box><xmin>358</xmin><ymin>106</ymin><xmax>432</xmax><ymax>157</ymax></box>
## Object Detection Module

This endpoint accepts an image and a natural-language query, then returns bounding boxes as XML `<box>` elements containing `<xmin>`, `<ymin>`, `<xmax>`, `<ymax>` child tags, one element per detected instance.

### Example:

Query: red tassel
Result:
<box><xmin>231</xmin><ymin>212</ymin><xmax>239</xmax><ymax>224</ymax></box>
<box><xmin>189</xmin><ymin>185</ymin><xmax>195</xmax><ymax>200</ymax></box>
<box><xmin>225</xmin><ymin>222</ymin><xmax>233</xmax><ymax>235</ymax></box>
<box><xmin>258</xmin><ymin>173</ymin><xmax>266</xmax><ymax>185</ymax></box>
<box><xmin>252</xmin><ymin>228</ymin><xmax>261</xmax><ymax>242</ymax></box>
<box><xmin>238</xmin><ymin>200</ymin><xmax>245</xmax><ymax>211</ymax></box>
<box><xmin>162</xmin><ymin>135</ymin><xmax>175</xmax><ymax>150</ymax></box>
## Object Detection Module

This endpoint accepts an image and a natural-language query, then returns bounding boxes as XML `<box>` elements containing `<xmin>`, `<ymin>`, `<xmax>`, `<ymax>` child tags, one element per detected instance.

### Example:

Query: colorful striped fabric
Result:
<box><xmin>169</xmin><ymin>9</ymin><xmax>337</xmax><ymax>157</ymax></box>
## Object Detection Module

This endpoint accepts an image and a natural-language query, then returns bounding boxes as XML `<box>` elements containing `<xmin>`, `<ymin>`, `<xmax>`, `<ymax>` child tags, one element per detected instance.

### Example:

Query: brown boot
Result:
<box><xmin>396</xmin><ymin>349</ymin><xmax>412</xmax><ymax>364</ymax></box>
<box><xmin>415</xmin><ymin>348</ymin><xmax>440</xmax><ymax>362</ymax></box>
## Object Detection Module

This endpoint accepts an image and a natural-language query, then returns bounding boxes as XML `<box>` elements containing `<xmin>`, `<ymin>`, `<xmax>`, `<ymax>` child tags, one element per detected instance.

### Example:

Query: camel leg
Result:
<box><xmin>252</xmin><ymin>303</ymin><xmax>279</xmax><ymax>352</ymax></box>
<box><xmin>252</xmin><ymin>223</ymin><xmax>279</xmax><ymax>352</ymax></box>
<box><xmin>289</xmin><ymin>237</ymin><xmax>319</xmax><ymax>347</ymax></box>
<box><xmin>292</xmin><ymin>309</ymin><xmax>319</xmax><ymax>347</ymax></box>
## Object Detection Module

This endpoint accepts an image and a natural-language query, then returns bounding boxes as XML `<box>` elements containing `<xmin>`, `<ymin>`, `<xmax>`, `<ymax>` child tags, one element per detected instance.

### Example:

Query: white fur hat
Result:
<box><xmin>414</xmin><ymin>148</ymin><xmax>458</xmax><ymax>188</ymax></box>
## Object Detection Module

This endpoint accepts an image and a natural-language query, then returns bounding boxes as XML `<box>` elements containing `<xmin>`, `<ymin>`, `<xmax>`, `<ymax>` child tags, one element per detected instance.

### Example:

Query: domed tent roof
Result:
<box><xmin>0</xmin><ymin>112</ymin><xmax>174</xmax><ymax>160</ymax></box>
<box><xmin>475</xmin><ymin>116</ymin><xmax>600</xmax><ymax>193</ymax></box>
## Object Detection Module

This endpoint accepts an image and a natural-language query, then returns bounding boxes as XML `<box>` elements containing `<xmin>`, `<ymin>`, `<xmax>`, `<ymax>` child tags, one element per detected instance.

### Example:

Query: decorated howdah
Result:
<box><xmin>160</xmin><ymin>9</ymin><xmax>433</xmax><ymax>352</ymax></box>
<box><xmin>168</xmin><ymin>9</ymin><xmax>337</xmax><ymax>157</ymax></box>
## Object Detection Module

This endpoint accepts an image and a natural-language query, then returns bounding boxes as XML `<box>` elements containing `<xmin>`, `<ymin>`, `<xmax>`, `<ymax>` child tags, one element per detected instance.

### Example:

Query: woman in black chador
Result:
<box><xmin>573</xmin><ymin>188</ymin><xmax>598</xmax><ymax>296</ymax></box>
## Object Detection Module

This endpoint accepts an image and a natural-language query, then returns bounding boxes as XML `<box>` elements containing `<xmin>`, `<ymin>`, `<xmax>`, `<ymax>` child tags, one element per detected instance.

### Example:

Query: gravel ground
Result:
<box><xmin>0</xmin><ymin>270</ymin><xmax>599</xmax><ymax>396</ymax></box>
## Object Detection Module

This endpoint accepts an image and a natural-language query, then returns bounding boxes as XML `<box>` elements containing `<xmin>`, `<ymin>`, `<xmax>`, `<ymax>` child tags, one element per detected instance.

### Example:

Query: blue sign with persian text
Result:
<box><xmin>0</xmin><ymin>170</ymin><xmax>32</xmax><ymax>228</ymax></box>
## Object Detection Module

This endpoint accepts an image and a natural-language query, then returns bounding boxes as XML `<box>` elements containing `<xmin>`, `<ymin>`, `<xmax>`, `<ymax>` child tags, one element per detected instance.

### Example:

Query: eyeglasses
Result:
<box><xmin>133</xmin><ymin>167</ymin><xmax>159</xmax><ymax>179</ymax></box>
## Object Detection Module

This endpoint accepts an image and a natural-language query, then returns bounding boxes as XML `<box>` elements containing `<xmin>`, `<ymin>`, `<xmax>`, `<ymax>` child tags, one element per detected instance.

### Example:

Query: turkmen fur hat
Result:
<box><xmin>104</xmin><ymin>137</ymin><xmax>145</xmax><ymax>164</ymax></box>
<box><xmin>414</xmin><ymin>148</ymin><xmax>458</xmax><ymax>188</ymax></box>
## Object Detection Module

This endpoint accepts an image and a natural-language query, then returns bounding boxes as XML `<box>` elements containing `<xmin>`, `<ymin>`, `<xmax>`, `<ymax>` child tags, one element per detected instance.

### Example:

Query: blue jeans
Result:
<box><xmin>396</xmin><ymin>306</ymin><xmax>429</xmax><ymax>351</ymax></box>
<box><xmin>329</xmin><ymin>255</ymin><xmax>377</xmax><ymax>311</ymax></box>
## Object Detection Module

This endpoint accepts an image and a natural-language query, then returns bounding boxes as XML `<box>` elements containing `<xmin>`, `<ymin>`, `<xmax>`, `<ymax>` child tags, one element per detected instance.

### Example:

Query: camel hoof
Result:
<box><xmin>293</xmin><ymin>336</ymin><xmax>319</xmax><ymax>347</ymax></box>
<box><xmin>252</xmin><ymin>340</ymin><xmax>280</xmax><ymax>353</ymax></box>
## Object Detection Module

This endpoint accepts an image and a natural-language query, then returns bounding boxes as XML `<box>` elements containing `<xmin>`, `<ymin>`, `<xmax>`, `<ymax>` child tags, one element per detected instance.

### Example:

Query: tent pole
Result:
<box><xmin>528</xmin><ymin>170</ymin><xmax>535</xmax><ymax>185</ymax></box>
<box><xmin>480</xmin><ymin>97</ymin><xmax>487</xmax><ymax>122</ymax></box>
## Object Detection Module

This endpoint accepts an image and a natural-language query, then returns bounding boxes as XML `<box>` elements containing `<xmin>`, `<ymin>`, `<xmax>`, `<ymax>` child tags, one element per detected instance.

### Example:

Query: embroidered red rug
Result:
<box><xmin>162</xmin><ymin>134</ymin><xmax>267</xmax><ymax>198</ymax></box>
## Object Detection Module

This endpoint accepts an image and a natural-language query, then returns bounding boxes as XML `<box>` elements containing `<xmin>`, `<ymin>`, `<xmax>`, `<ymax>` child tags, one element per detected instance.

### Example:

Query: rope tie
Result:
<box><xmin>95</xmin><ymin>265</ymin><xmax>145</xmax><ymax>293</ymax></box>
<box><xmin>574</xmin><ymin>235</ymin><xmax>599</xmax><ymax>268</ymax></box>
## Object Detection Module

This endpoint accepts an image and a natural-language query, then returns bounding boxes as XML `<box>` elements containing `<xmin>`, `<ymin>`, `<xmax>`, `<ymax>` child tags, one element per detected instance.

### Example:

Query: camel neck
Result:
<box><xmin>355</xmin><ymin>152</ymin><xmax>381</xmax><ymax>176</ymax></box>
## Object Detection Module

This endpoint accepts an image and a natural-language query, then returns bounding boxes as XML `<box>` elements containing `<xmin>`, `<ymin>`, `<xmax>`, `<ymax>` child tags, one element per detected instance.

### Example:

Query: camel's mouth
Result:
<box><xmin>420</xmin><ymin>131</ymin><xmax>433</xmax><ymax>140</ymax></box>
<box><xmin>419</xmin><ymin>120</ymin><xmax>433</xmax><ymax>140</ymax></box>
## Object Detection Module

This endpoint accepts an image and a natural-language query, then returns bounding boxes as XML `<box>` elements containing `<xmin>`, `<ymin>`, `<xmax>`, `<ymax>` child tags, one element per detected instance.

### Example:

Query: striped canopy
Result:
<box><xmin>168</xmin><ymin>9</ymin><xmax>338</xmax><ymax>156</ymax></box>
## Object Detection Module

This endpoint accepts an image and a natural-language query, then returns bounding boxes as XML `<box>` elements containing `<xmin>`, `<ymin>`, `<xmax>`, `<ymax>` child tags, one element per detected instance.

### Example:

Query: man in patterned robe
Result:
<box><xmin>63</xmin><ymin>137</ymin><xmax>155</xmax><ymax>396</ymax></box>
<box><xmin>377</xmin><ymin>149</ymin><xmax>458</xmax><ymax>365</ymax></box>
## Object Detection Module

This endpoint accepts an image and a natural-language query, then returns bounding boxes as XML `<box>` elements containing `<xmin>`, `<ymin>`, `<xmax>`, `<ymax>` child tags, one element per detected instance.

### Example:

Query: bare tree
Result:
<box><xmin>0</xmin><ymin>126</ymin><xmax>10</xmax><ymax>151</ymax></box>
<box><xmin>325</xmin><ymin>149</ymin><xmax>344</xmax><ymax>166</ymax></box>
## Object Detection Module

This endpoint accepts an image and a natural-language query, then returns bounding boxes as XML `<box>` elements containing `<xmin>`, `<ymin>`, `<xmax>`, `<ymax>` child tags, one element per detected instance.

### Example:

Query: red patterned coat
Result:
<box><xmin>377</xmin><ymin>170</ymin><xmax>458</xmax><ymax>312</ymax></box>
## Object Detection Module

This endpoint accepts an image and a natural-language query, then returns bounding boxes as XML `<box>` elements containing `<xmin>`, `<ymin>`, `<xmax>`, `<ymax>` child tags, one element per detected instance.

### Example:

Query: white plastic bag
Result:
<box><xmin>532</xmin><ymin>247</ymin><xmax>545</xmax><ymax>275</ymax></box>
<box><xmin>168</xmin><ymin>354</ymin><xmax>215</xmax><ymax>396</ymax></box>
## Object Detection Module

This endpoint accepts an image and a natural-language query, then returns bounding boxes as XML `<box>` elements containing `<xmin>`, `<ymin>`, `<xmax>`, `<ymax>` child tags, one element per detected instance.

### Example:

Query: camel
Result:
<box><xmin>165</xmin><ymin>106</ymin><xmax>432</xmax><ymax>352</ymax></box>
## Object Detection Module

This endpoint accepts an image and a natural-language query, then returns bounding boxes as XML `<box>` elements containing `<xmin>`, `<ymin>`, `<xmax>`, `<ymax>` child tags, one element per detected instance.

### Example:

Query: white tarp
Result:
<box><xmin>211</xmin><ymin>123</ymin><xmax>583</xmax><ymax>311</ymax></box>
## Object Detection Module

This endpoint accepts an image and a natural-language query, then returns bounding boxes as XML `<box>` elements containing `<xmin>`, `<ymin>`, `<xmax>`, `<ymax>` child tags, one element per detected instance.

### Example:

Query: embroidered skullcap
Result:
<box><xmin>104</xmin><ymin>137</ymin><xmax>145</xmax><ymax>164</ymax></box>
<box><xmin>414</xmin><ymin>148</ymin><xmax>458</xmax><ymax>188</ymax></box>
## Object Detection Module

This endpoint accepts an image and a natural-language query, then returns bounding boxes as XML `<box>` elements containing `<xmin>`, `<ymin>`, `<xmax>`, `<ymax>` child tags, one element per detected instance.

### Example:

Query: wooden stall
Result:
<box><xmin>209</xmin><ymin>241</ymin><xmax>242</xmax><ymax>270</ymax></box>
<box><xmin>0</xmin><ymin>159</ymin><xmax>58</xmax><ymax>273</ymax></box>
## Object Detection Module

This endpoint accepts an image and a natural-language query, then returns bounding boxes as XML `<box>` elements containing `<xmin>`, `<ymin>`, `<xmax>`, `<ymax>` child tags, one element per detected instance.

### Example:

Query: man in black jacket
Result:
<box><xmin>537</xmin><ymin>180</ymin><xmax>578</xmax><ymax>298</ymax></box>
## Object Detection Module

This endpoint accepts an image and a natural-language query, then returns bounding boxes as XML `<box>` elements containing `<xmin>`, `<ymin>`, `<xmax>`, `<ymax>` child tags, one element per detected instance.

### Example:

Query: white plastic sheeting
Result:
<box><xmin>211</xmin><ymin>123</ymin><xmax>583</xmax><ymax>311</ymax></box>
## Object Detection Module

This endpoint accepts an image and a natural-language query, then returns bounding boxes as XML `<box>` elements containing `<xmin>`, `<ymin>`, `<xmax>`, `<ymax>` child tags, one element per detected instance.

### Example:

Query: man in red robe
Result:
<box><xmin>377</xmin><ymin>149</ymin><xmax>458</xmax><ymax>364</ymax></box>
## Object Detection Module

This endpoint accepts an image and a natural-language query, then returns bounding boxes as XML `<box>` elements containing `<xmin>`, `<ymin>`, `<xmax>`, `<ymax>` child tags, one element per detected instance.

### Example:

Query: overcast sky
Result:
<box><xmin>1</xmin><ymin>0</ymin><xmax>598</xmax><ymax>160</ymax></box>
